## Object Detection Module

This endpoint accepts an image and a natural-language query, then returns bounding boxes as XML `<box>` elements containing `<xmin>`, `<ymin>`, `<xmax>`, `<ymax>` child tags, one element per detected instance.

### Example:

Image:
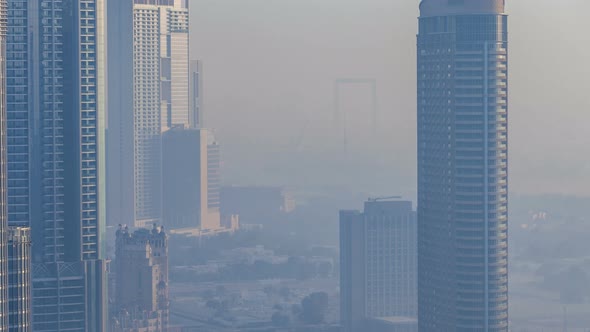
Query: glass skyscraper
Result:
<box><xmin>0</xmin><ymin>0</ymin><xmax>9</xmax><ymax>330</ymax></box>
<box><xmin>6</xmin><ymin>0</ymin><xmax>107</xmax><ymax>330</ymax></box>
<box><xmin>417</xmin><ymin>1</ymin><xmax>508</xmax><ymax>331</ymax></box>
<box><xmin>7</xmin><ymin>227</ymin><xmax>31</xmax><ymax>332</ymax></box>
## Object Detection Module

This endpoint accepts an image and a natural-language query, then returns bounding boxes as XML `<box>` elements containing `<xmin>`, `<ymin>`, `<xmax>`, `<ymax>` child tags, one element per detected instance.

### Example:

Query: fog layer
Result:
<box><xmin>190</xmin><ymin>0</ymin><xmax>590</xmax><ymax>196</ymax></box>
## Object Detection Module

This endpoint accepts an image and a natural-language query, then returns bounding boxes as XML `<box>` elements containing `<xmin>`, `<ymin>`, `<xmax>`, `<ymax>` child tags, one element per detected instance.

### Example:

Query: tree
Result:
<box><xmin>201</xmin><ymin>289</ymin><xmax>215</xmax><ymax>300</ymax></box>
<box><xmin>300</xmin><ymin>292</ymin><xmax>329</xmax><ymax>324</ymax></box>
<box><xmin>291</xmin><ymin>304</ymin><xmax>302</xmax><ymax>316</ymax></box>
<box><xmin>560</xmin><ymin>266</ymin><xmax>589</xmax><ymax>304</ymax></box>
<box><xmin>206</xmin><ymin>299</ymin><xmax>221</xmax><ymax>311</ymax></box>
<box><xmin>216</xmin><ymin>285</ymin><xmax>227</xmax><ymax>297</ymax></box>
<box><xmin>318</xmin><ymin>261</ymin><xmax>333</xmax><ymax>278</ymax></box>
<box><xmin>279</xmin><ymin>286</ymin><xmax>291</xmax><ymax>301</ymax></box>
<box><xmin>271</xmin><ymin>312</ymin><xmax>291</xmax><ymax>327</ymax></box>
<box><xmin>263</xmin><ymin>285</ymin><xmax>275</xmax><ymax>296</ymax></box>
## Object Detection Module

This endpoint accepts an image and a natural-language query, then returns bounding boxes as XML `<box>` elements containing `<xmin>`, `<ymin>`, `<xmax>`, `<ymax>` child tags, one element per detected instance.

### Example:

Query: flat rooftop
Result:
<box><xmin>370</xmin><ymin>316</ymin><xmax>418</xmax><ymax>325</ymax></box>
<box><xmin>420</xmin><ymin>0</ymin><xmax>505</xmax><ymax>17</ymax></box>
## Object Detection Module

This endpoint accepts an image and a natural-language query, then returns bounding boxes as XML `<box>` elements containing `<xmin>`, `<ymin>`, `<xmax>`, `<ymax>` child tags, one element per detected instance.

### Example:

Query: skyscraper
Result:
<box><xmin>107</xmin><ymin>0</ymin><xmax>196</xmax><ymax>229</ymax></box>
<box><xmin>133</xmin><ymin>0</ymin><xmax>189</xmax><ymax>227</ymax></box>
<box><xmin>5</xmin><ymin>0</ymin><xmax>28</xmax><ymax>229</ymax></box>
<box><xmin>107</xmin><ymin>0</ymin><xmax>135</xmax><ymax>228</ymax></box>
<box><xmin>162</xmin><ymin>128</ymin><xmax>221</xmax><ymax>231</ymax></box>
<box><xmin>207</xmin><ymin>137</ymin><xmax>221</xmax><ymax>221</ymax></box>
<box><xmin>0</xmin><ymin>1</ymin><xmax>8</xmax><ymax>329</ymax></box>
<box><xmin>6</xmin><ymin>0</ymin><xmax>108</xmax><ymax>330</ymax></box>
<box><xmin>417</xmin><ymin>1</ymin><xmax>509</xmax><ymax>331</ymax></box>
<box><xmin>340</xmin><ymin>199</ymin><xmax>417</xmax><ymax>332</ymax></box>
<box><xmin>112</xmin><ymin>225</ymin><xmax>169</xmax><ymax>332</ymax></box>
<box><xmin>7</xmin><ymin>227</ymin><xmax>31</xmax><ymax>332</ymax></box>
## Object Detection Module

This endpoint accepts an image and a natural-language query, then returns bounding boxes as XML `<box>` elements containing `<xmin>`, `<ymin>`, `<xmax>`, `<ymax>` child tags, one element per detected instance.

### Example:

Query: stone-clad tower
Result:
<box><xmin>112</xmin><ymin>225</ymin><xmax>169</xmax><ymax>332</ymax></box>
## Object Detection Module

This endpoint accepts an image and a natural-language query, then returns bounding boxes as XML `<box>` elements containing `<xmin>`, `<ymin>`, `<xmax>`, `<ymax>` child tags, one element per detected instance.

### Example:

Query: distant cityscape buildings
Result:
<box><xmin>417</xmin><ymin>0</ymin><xmax>509</xmax><ymax>331</ymax></box>
<box><xmin>340</xmin><ymin>199</ymin><xmax>417</xmax><ymax>332</ymax></box>
<box><xmin>112</xmin><ymin>225</ymin><xmax>169</xmax><ymax>332</ymax></box>
<box><xmin>220</xmin><ymin>186</ymin><xmax>296</xmax><ymax>225</ymax></box>
<box><xmin>0</xmin><ymin>0</ymin><xmax>516</xmax><ymax>329</ymax></box>
<box><xmin>6</xmin><ymin>0</ymin><xmax>108</xmax><ymax>330</ymax></box>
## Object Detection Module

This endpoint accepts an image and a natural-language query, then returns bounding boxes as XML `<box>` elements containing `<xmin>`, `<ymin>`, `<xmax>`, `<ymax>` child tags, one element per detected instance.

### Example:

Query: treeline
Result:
<box><xmin>171</xmin><ymin>257</ymin><xmax>334</xmax><ymax>283</ymax></box>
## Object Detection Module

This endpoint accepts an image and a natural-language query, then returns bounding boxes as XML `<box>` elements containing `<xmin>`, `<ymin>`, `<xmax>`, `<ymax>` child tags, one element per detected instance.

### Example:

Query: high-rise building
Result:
<box><xmin>340</xmin><ymin>199</ymin><xmax>417</xmax><ymax>332</ymax></box>
<box><xmin>5</xmin><ymin>0</ymin><xmax>28</xmax><ymax>228</ymax></box>
<box><xmin>7</xmin><ymin>227</ymin><xmax>31</xmax><ymax>332</ymax></box>
<box><xmin>6</xmin><ymin>0</ymin><xmax>108</xmax><ymax>330</ymax></box>
<box><xmin>107</xmin><ymin>0</ymin><xmax>200</xmax><ymax>229</ymax></box>
<box><xmin>0</xmin><ymin>1</ymin><xmax>9</xmax><ymax>329</ymax></box>
<box><xmin>112</xmin><ymin>225</ymin><xmax>169</xmax><ymax>332</ymax></box>
<box><xmin>107</xmin><ymin>0</ymin><xmax>135</xmax><ymax>228</ymax></box>
<box><xmin>207</xmin><ymin>138</ymin><xmax>221</xmax><ymax>217</ymax></box>
<box><xmin>132</xmin><ymin>0</ymin><xmax>189</xmax><ymax>227</ymax></box>
<box><xmin>162</xmin><ymin>128</ymin><xmax>221</xmax><ymax>231</ymax></box>
<box><xmin>417</xmin><ymin>1</ymin><xmax>509</xmax><ymax>331</ymax></box>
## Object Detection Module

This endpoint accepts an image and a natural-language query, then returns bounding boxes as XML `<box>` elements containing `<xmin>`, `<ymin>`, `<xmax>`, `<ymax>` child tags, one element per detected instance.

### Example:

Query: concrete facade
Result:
<box><xmin>340</xmin><ymin>200</ymin><xmax>417</xmax><ymax>332</ymax></box>
<box><xmin>162</xmin><ymin>128</ymin><xmax>221</xmax><ymax>231</ymax></box>
<box><xmin>113</xmin><ymin>225</ymin><xmax>169</xmax><ymax>332</ymax></box>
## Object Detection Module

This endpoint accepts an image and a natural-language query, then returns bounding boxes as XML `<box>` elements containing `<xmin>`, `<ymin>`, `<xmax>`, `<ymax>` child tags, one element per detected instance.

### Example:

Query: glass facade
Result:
<box><xmin>39</xmin><ymin>0</ymin><xmax>66</xmax><ymax>264</ymax></box>
<box><xmin>77</xmin><ymin>0</ymin><xmax>102</xmax><ymax>261</ymax></box>
<box><xmin>6</xmin><ymin>0</ymin><xmax>107</xmax><ymax>330</ymax></box>
<box><xmin>7</xmin><ymin>227</ymin><xmax>31</xmax><ymax>332</ymax></box>
<box><xmin>0</xmin><ymin>0</ymin><xmax>9</xmax><ymax>330</ymax></box>
<box><xmin>417</xmin><ymin>2</ymin><xmax>509</xmax><ymax>331</ymax></box>
<box><xmin>6</xmin><ymin>0</ymin><xmax>28</xmax><ymax>228</ymax></box>
<box><xmin>106</xmin><ymin>0</ymin><xmax>134</xmax><ymax>229</ymax></box>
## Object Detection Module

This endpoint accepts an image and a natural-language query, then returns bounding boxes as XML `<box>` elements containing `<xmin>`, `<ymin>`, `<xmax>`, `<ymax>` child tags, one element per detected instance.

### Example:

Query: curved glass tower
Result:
<box><xmin>417</xmin><ymin>1</ymin><xmax>508</xmax><ymax>331</ymax></box>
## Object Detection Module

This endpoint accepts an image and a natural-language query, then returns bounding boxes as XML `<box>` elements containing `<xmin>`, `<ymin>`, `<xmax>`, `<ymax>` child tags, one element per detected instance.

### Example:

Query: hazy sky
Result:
<box><xmin>190</xmin><ymin>0</ymin><xmax>590</xmax><ymax>197</ymax></box>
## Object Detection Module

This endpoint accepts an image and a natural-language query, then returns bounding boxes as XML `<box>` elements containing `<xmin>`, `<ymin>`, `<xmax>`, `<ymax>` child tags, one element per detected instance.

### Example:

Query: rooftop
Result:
<box><xmin>370</xmin><ymin>316</ymin><xmax>418</xmax><ymax>325</ymax></box>
<box><xmin>420</xmin><ymin>0</ymin><xmax>505</xmax><ymax>17</ymax></box>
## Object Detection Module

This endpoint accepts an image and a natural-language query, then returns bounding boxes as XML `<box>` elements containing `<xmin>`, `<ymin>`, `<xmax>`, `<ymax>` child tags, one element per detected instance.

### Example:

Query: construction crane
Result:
<box><xmin>368</xmin><ymin>196</ymin><xmax>402</xmax><ymax>202</ymax></box>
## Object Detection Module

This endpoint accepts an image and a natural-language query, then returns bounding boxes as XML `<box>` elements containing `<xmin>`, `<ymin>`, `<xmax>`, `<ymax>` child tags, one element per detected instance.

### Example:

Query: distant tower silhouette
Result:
<box><xmin>333</xmin><ymin>79</ymin><xmax>378</xmax><ymax>151</ymax></box>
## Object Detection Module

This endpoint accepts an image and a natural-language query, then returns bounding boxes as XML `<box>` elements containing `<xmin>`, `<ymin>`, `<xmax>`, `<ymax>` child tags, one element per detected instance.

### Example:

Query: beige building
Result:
<box><xmin>132</xmin><ymin>0</ymin><xmax>190</xmax><ymax>227</ymax></box>
<box><xmin>162</xmin><ymin>128</ymin><xmax>221</xmax><ymax>231</ymax></box>
<box><xmin>112</xmin><ymin>225</ymin><xmax>169</xmax><ymax>332</ymax></box>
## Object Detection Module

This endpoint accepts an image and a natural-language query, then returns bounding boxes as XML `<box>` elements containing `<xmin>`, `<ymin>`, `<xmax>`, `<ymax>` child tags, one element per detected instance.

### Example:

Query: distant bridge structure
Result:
<box><xmin>333</xmin><ymin>78</ymin><xmax>378</xmax><ymax>149</ymax></box>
